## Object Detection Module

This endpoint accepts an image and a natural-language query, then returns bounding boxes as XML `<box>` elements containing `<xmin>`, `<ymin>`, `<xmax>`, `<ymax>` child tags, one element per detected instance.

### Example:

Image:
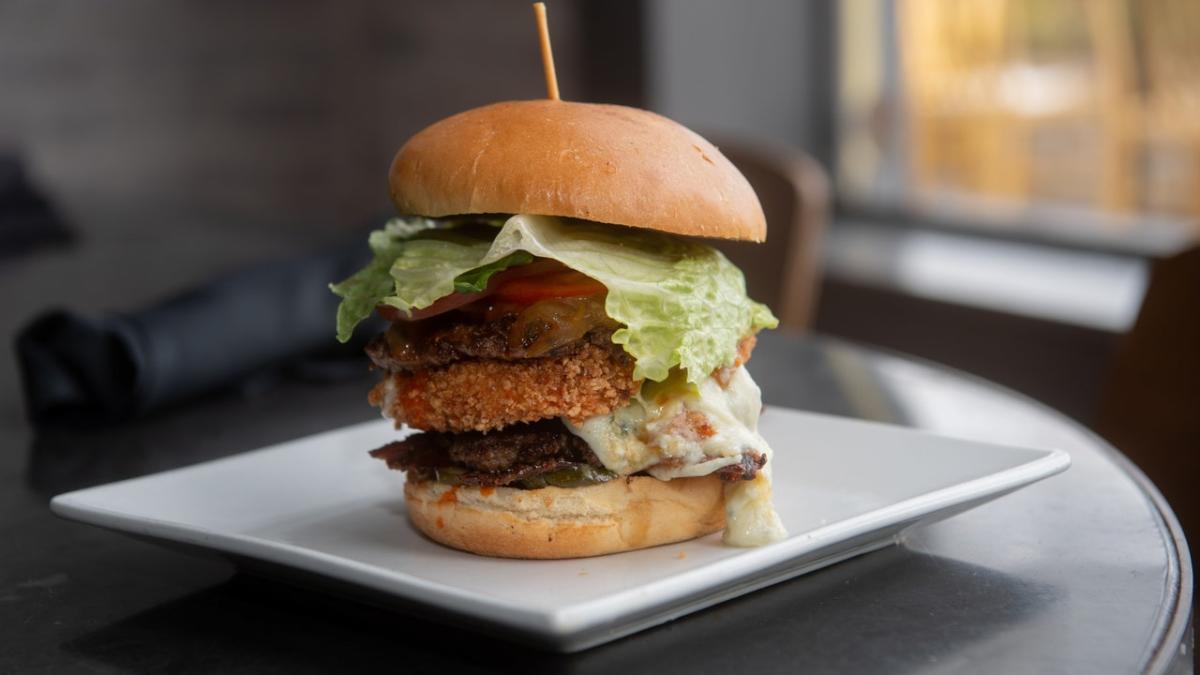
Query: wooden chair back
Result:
<box><xmin>1096</xmin><ymin>245</ymin><xmax>1199</xmax><ymax>557</ymax></box>
<box><xmin>712</xmin><ymin>140</ymin><xmax>830</xmax><ymax>332</ymax></box>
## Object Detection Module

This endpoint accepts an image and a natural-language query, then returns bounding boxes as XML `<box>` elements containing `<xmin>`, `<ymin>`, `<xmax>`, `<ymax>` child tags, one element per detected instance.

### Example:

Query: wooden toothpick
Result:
<box><xmin>533</xmin><ymin>3</ymin><xmax>560</xmax><ymax>100</ymax></box>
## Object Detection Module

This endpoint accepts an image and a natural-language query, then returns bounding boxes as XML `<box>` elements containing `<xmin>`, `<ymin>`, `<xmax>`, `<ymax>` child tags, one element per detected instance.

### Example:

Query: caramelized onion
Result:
<box><xmin>508</xmin><ymin>296</ymin><xmax>614</xmax><ymax>357</ymax></box>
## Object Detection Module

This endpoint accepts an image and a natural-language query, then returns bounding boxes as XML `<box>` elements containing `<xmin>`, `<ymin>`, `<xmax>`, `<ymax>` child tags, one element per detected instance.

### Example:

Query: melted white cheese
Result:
<box><xmin>378</xmin><ymin>377</ymin><xmax>398</xmax><ymax>420</ymax></box>
<box><xmin>565</xmin><ymin>367</ymin><xmax>787</xmax><ymax>546</ymax></box>
<box><xmin>723</xmin><ymin>463</ymin><xmax>786</xmax><ymax>546</ymax></box>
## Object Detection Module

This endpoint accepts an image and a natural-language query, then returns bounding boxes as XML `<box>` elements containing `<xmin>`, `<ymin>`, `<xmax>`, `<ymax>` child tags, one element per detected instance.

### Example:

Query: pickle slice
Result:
<box><xmin>517</xmin><ymin>465</ymin><xmax>618</xmax><ymax>489</ymax></box>
<box><xmin>430</xmin><ymin>463</ymin><xmax>617</xmax><ymax>489</ymax></box>
<box><xmin>432</xmin><ymin>466</ymin><xmax>467</xmax><ymax>485</ymax></box>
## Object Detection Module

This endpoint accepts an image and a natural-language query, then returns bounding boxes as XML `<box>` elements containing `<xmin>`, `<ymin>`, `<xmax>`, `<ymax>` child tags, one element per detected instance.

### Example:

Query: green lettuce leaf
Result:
<box><xmin>452</xmin><ymin>251</ymin><xmax>533</xmax><ymax>293</ymax></box>
<box><xmin>330</xmin><ymin>217</ymin><xmax>438</xmax><ymax>342</ymax></box>
<box><xmin>331</xmin><ymin>215</ymin><xmax>778</xmax><ymax>383</ymax></box>
<box><xmin>330</xmin><ymin>217</ymin><xmax>504</xmax><ymax>341</ymax></box>
<box><xmin>378</xmin><ymin>228</ymin><xmax>495</xmax><ymax>315</ymax></box>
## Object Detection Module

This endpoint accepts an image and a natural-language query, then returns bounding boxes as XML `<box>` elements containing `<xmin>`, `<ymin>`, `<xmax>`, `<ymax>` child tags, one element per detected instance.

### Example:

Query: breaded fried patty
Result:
<box><xmin>369</xmin><ymin>341</ymin><xmax>638</xmax><ymax>432</ymax></box>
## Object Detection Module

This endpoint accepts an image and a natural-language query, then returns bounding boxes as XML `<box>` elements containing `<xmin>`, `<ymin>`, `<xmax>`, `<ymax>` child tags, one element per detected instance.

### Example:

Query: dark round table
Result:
<box><xmin>3</xmin><ymin>323</ymin><xmax>1191</xmax><ymax>673</ymax></box>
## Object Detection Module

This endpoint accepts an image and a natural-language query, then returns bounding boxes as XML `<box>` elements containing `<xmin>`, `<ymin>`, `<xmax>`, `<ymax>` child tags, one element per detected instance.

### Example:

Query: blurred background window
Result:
<box><xmin>829</xmin><ymin>0</ymin><xmax>1199</xmax><ymax>548</ymax></box>
<box><xmin>839</xmin><ymin>0</ymin><xmax>1200</xmax><ymax>237</ymax></box>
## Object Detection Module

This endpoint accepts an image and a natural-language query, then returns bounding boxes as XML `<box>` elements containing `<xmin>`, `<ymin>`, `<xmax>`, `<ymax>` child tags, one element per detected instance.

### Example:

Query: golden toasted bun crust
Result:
<box><xmin>405</xmin><ymin>476</ymin><xmax>725</xmax><ymax>559</ymax></box>
<box><xmin>390</xmin><ymin>100</ymin><xmax>766</xmax><ymax>242</ymax></box>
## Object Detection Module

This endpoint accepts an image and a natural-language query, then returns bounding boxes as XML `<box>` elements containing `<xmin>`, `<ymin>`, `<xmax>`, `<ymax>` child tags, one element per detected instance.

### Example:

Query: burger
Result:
<box><xmin>332</xmin><ymin>100</ymin><xmax>786</xmax><ymax>558</ymax></box>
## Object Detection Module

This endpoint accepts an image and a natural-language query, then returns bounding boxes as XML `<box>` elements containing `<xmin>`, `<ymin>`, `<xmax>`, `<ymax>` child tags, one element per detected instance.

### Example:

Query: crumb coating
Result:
<box><xmin>369</xmin><ymin>342</ymin><xmax>638</xmax><ymax>432</ymax></box>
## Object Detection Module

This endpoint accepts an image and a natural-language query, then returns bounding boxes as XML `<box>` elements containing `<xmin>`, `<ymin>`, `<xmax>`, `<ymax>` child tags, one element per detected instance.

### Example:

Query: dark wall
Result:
<box><xmin>0</xmin><ymin>1</ymin><xmax>649</xmax><ymax>235</ymax></box>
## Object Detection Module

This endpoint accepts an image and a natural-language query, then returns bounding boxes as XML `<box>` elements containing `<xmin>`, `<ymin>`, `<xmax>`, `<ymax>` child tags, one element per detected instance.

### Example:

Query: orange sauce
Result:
<box><xmin>438</xmin><ymin>487</ymin><xmax>458</xmax><ymax>505</ymax></box>
<box><xmin>687</xmin><ymin>410</ymin><xmax>716</xmax><ymax>438</ymax></box>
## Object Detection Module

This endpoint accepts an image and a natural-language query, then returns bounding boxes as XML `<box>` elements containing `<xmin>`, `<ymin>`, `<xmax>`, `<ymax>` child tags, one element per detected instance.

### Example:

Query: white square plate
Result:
<box><xmin>51</xmin><ymin>407</ymin><xmax>1069</xmax><ymax>652</ymax></box>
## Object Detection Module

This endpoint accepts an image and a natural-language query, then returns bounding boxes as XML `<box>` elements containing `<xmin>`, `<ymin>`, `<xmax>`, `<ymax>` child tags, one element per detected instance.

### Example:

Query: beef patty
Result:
<box><xmin>369</xmin><ymin>420</ymin><xmax>767</xmax><ymax>488</ymax></box>
<box><xmin>366</xmin><ymin>299</ymin><xmax>618</xmax><ymax>372</ymax></box>
<box><xmin>370</xmin><ymin>419</ymin><xmax>603</xmax><ymax>488</ymax></box>
<box><xmin>367</xmin><ymin>318</ymin><xmax>619</xmax><ymax>372</ymax></box>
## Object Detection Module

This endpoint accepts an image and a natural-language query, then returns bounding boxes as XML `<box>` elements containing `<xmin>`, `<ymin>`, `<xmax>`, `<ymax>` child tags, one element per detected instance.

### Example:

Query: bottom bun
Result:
<box><xmin>404</xmin><ymin>476</ymin><xmax>726</xmax><ymax>559</ymax></box>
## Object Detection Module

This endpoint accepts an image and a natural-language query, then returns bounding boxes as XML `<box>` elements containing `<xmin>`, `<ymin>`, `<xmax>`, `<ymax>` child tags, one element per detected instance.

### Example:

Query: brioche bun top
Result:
<box><xmin>389</xmin><ymin>100</ymin><xmax>766</xmax><ymax>242</ymax></box>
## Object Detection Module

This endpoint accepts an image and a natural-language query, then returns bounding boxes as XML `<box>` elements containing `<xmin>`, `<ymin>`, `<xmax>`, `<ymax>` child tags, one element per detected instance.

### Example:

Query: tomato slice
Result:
<box><xmin>492</xmin><ymin>270</ymin><xmax>606</xmax><ymax>303</ymax></box>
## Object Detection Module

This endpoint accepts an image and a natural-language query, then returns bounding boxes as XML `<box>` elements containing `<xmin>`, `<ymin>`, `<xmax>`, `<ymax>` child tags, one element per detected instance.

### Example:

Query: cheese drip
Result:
<box><xmin>565</xmin><ymin>366</ymin><xmax>786</xmax><ymax>546</ymax></box>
